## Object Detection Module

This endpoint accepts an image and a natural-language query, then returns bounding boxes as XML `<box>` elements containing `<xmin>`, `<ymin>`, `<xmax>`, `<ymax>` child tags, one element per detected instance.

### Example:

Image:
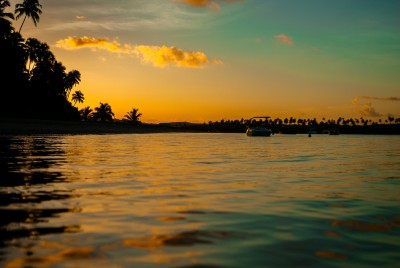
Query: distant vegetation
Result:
<box><xmin>176</xmin><ymin>116</ymin><xmax>400</xmax><ymax>135</ymax></box>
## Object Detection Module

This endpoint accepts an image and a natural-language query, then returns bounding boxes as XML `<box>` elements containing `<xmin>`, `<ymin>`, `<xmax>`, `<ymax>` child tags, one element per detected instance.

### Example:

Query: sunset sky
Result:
<box><xmin>11</xmin><ymin>0</ymin><xmax>400</xmax><ymax>122</ymax></box>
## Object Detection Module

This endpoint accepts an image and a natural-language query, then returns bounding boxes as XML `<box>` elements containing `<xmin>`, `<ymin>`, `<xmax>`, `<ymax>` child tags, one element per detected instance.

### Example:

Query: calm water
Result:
<box><xmin>0</xmin><ymin>133</ymin><xmax>399</xmax><ymax>268</ymax></box>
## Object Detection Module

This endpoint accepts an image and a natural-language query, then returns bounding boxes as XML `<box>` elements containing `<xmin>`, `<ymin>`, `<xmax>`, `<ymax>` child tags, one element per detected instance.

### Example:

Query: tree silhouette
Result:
<box><xmin>124</xmin><ymin>108</ymin><xmax>142</xmax><ymax>124</ymax></box>
<box><xmin>26</xmin><ymin>38</ymin><xmax>81</xmax><ymax>104</ymax></box>
<box><xmin>93</xmin><ymin>102</ymin><xmax>114</xmax><ymax>122</ymax></box>
<box><xmin>15</xmin><ymin>0</ymin><xmax>42</xmax><ymax>33</ymax></box>
<box><xmin>65</xmin><ymin>70</ymin><xmax>81</xmax><ymax>98</ymax></box>
<box><xmin>0</xmin><ymin>0</ymin><xmax>13</xmax><ymax>18</ymax></box>
<box><xmin>0</xmin><ymin>0</ymin><xmax>81</xmax><ymax>119</ymax></box>
<box><xmin>284</xmin><ymin>118</ymin><xmax>288</xmax><ymax>125</ymax></box>
<box><xmin>1</xmin><ymin>21</ymin><xmax>28</xmax><ymax>116</ymax></box>
<box><xmin>79</xmin><ymin>106</ymin><xmax>93</xmax><ymax>121</ymax></box>
<box><xmin>71</xmin><ymin>90</ymin><xmax>84</xmax><ymax>106</ymax></box>
<box><xmin>25</xmin><ymin>38</ymin><xmax>55</xmax><ymax>76</ymax></box>
<box><xmin>24</xmin><ymin>38</ymin><xmax>80</xmax><ymax>118</ymax></box>
<box><xmin>0</xmin><ymin>0</ymin><xmax>14</xmax><ymax>34</ymax></box>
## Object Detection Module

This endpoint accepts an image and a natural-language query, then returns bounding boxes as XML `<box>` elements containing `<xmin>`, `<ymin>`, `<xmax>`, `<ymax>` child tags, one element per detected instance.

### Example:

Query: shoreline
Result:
<box><xmin>2</xmin><ymin>118</ymin><xmax>399</xmax><ymax>136</ymax></box>
<box><xmin>0</xmin><ymin>118</ymin><xmax>194</xmax><ymax>135</ymax></box>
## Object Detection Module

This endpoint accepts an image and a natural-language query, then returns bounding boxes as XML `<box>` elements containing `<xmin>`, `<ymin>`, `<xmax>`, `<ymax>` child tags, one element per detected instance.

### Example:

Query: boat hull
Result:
<box><xmin>246</xmin><ymin>128</ymin><xmax>272</xmax><ymax>136</ymax></box>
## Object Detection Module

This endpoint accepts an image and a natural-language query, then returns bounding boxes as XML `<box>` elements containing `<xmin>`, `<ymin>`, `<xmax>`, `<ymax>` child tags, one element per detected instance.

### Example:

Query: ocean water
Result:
<box><xmin>0</xmin><ymin>133</ymin><xmax>399</xmax><ymax>268</ymax></box>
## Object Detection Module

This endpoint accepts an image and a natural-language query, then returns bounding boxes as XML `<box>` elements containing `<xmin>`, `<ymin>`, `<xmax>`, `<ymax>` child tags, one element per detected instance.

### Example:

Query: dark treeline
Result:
<box><xmin>1</xmin><ymin>0</ymin><xmax>82</xmax><ymax>120</ymax></box>
<box><xmin>0</xmin><ymin>0</ymin><xmax>143</xmax><ymax>124</ymax></box>
<box><xmin>176</xmin><ymin>116</ymin><xmax>400</xmax><ymax>134</ymax></box>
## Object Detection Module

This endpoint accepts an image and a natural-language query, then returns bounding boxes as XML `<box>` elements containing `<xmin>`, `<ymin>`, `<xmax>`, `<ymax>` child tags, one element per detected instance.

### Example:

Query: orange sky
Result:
<box><xmin>12</xmin><ymin>0</ymin><xmax>400</xmax><ymax>122</ymax></box>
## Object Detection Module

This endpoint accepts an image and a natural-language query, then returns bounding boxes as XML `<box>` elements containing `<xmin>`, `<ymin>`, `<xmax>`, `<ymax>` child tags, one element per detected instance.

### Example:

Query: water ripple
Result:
<box><xmin>1</xmin><ymin>134</ymin><xmax>399</xmax><ymax>267</ymax></box>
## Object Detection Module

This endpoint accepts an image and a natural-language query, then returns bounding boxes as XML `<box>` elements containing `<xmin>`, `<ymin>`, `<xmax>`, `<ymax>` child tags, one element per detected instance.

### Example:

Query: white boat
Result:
<box><xmin>246</xmin><ymin>116</ymin><xmax>273</xmax><ymax>136</ymax></box>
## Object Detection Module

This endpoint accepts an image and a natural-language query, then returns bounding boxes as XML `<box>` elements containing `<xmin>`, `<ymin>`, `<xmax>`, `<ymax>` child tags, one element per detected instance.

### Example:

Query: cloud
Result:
<box><xmin>42</xmin><ymin>1</ymin><xmax>209</xmax><ymax>33</ymax></box>
<box><xmin>56</xmin><ymin>36</ymin><xmax>133</xmax><ymax>54</ymax></box>
<box><xmin>135</xmin><ymin>45</ymin><xmax>213</xmax><ymax>68</ymax></box>
<box><xmin>176</xmin><ymin>0</ymin><xmax>243</xmax><ymax>11</ymax></box>
<box><xmin>359</xmin><ymin>102</ymin><xmax>382</xmax><ymax>117</ymax></box>
<box><xmin>352</xmin><ymin>96</ymin><xmax>400</xmax><ymax>105</ymax></box>
<box><xmin>275</xmin><ymin>34</ymin><xmax>294</xmax><ymax>46</ymax></box>
<box><xmin>75</xmin><ymin>16</ymin><xmax>86</xmax><ymax>20</ymax></box>
<box><xmin>56</xmin><ymin>36</ymin><xmax>221</xmax><ymax>68</ymax></box>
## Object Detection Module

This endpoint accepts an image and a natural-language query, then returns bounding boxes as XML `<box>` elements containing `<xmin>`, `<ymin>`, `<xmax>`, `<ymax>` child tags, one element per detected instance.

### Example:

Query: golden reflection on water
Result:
<box><xmin>1</xmin><ymin>134</ymin><xmax>400</xmax><ymax>267</ymax></box>
<box><xmin>126</xmin><ymin>250</ymin><xmax>205</xmax><ymax>266</ymax></box>
<box><xmin>5</xmin><ymin>245</ymin><xmax>103</xmax><ymax>268</ymax></box>
<box><xmin>158</xmin><ymin>216</ymin><xmax>186</xmax><ymax>222</ymax></box>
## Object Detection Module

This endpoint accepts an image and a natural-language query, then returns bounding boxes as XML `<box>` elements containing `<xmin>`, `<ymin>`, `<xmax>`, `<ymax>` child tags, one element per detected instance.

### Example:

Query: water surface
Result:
<box><xmin>1</xmin><ymin>133</ymin><xmax>399</xmax><ymax>267</ymax></box>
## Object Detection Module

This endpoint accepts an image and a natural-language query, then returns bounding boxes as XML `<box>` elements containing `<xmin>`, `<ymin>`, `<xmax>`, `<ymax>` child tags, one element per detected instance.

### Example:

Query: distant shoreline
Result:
<box><xmin>1</xmin><ymin>118</ymin><xmax>400</xmax><ymax>136</ymax></box>
<box><xmin>0</xmin><ymin>118</ymin><xmax>193</xmax><ymax>135</ymax></box>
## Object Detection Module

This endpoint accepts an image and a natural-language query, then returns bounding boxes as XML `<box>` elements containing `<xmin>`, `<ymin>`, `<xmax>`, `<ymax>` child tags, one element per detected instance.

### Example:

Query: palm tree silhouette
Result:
<box><xmin>65</xmin><ymin>70</ymin><xmax>81</xmax><ymax>98</ymax></box>
<box><xmin>25</xmin><ymin>38</ymin><xmax>81</xmax><ymax>100</ymax></box>
<box><xmin>93</xmin><ymin>102</ymin><xmax>114</xmax><ymax>122</ymax></box>
<box><xmin>71</xmin><ymin>90</ymin><xmax>84</xmax><ymax>106</ymax></box>
<box><xmin>79</xmin><ymin>106</ymin><xmax>93</xmax><ymax>121</ymax></box>
<box><xmin>0</xmin><ymin>0</ymin><xmax>14</xmax><ymax>35</ymax></box>
<box><xmin>0</xmin><ymin>0</ymin><xmax>13</xmax><ymax>20</ymax></box>
<box><xmin>124</xmin><ymin>108</ymin><xmax>142</xmax><ymax>124</ymax></box>
<box><xmin>25</xmin><ymin>38</ymin><xmax>55</xmax><ymax>75</ymax></box>
<box><xmin>15</xmin><ymin>0</ymin><xmax>42</xmax><ymax>33</ymax></box>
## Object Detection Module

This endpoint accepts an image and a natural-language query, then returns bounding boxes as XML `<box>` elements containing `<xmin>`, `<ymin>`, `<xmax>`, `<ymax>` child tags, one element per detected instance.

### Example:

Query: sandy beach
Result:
<box><xmin>0</xmin><ymin>118</ymin><xmax>189</xmax><ymax>135</ymax></box>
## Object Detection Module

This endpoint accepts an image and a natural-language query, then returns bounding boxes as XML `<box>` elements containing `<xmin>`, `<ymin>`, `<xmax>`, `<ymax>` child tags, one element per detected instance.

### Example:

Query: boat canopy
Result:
<box><xmin>247</xmin><ymin>116</ymin><xmax>271</xmax><ymax>125</ymax></box>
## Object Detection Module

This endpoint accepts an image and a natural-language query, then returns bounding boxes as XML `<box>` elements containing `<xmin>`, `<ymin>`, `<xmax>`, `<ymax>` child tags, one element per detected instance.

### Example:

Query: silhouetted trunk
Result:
<box><xmin>18</xmin><ymin>15</ymin><xmax>27</xmax><ymax>33</ymax></box>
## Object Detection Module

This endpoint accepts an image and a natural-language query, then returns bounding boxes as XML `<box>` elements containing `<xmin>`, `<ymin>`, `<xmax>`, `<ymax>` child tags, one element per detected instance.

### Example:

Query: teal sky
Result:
<box><xmin>12</xmin><ymin>0</ymin><xmax>400</xmax><ymax>122</ymax></box>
